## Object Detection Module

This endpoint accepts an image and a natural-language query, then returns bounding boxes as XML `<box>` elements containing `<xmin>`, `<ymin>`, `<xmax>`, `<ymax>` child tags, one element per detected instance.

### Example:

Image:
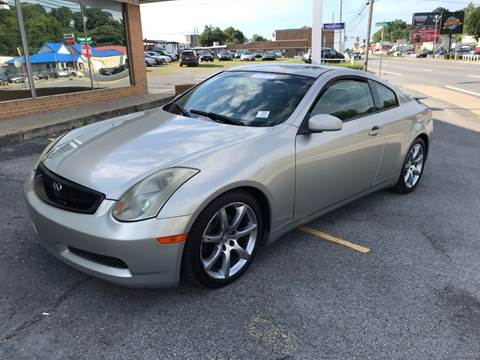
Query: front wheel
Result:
<box><xmin>182</xmin><ymin>191</ymin><xmax>263</xmax><ymax>288</ymax></box>
<box><xmin>393</xmin><ymin>138</ymin><xmax>427</xmax><ymax>194</ymax></box>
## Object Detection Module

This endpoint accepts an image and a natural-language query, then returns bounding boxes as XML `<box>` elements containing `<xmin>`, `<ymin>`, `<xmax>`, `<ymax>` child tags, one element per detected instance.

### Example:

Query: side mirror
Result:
<box><xmin>307</xmin><ymin>114</ymin><xmax>343</xmax><ymax>133</ymax></box>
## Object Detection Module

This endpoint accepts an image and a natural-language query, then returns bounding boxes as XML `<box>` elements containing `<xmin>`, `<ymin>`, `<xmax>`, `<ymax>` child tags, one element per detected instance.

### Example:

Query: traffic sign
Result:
<box><xmin>323</xmin><ymin>22</ymin><xmax>345</xmax><ymax>30</ymax></box>
<box><xmin>375</xmin><ymin>21</ymin><xmax>395</xmax><ymax>27</ymax></box>
<box><xmin>77</xmin><ymin>36</ymin><xmax>93</xmax><ymax>44</ymax></box>
<box><xmin>81</xmin><ymin>45</ymin><xmax>92</xmax><ymax>58</ymax></box>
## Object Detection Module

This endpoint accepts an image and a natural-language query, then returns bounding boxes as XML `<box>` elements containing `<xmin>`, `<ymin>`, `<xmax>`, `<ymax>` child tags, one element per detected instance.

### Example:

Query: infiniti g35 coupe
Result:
<box><xmin>25</xmin><ymin>64</ymin><xmax>433</xmax><ymax>288</ymax></box>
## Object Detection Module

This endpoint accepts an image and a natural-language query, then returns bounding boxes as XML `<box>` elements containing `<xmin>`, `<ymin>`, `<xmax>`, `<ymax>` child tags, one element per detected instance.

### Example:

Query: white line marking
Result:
<box><xmin>421</xmin><ymin>69</ymin><xmax>433</xmax><ymax>72</ymax></box>
<box><xmin>445</xmin><ymin>85</ymin><xmax>480</xmax><ymax>97</ymax></box>
<box><xmin>376</xmin><ymin>70</ymin><xmax>403</xmax><ymax>76</ymax></box>
<box><xmin>468</xmin><ymin>75</ymin><xmax>480</xmax><ymax>79</ymax></box>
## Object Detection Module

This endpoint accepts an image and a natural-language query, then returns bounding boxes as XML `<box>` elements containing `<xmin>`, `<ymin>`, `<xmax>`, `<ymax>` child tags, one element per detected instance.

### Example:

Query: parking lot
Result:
<box><xmin>1</xmin><ymin>104</ymin><xmax>480</xmax><ymax>359</ymax></box>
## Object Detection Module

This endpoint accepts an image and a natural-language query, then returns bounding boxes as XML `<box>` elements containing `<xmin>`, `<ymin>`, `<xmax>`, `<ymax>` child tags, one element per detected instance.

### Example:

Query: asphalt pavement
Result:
<box><xmin>367</xmin><ymin>56</ymin><xmax>480</xmax><ymax>95</ymax></box>
<box><xmin>1</xmin><ymin>115</ymin><xmax>480</xmax><ymax>358</ymax></box>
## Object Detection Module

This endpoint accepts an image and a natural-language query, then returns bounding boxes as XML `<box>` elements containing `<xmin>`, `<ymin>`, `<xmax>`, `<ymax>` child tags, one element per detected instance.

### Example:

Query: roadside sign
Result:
<box><xmin>323</xmin><ymin>22</ymin><xmax>345</xmax><ymax>30</ymax></box>
<box><xmin>375</xmin><ymin>21</ymin><xmax>394</xmax><ymax>27</ymax></box>
<box><xmin>81</xmin><ymin>44</ymin><xmax>92</xmax><ymax>58</ymax></box>
<box><xmin>63</xmin><ymin>33</ymin><xmax>75</xmax><ymax>46</ymax></box>
<box><xmin>77</xmin><ymin>36</ymin><xmax>93</xmax><ymax>44</ymax></box>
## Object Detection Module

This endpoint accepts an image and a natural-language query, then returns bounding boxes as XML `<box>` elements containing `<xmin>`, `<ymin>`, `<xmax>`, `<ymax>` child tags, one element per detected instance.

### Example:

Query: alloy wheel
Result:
<box><xmin>200</xmin><ymin>202</ymin><xmax>258</xmax><ymax>280</ymax></box>
<box><xmin>403</xmin><ymin>144</ymin><xmax>424</xmax><ymax>188</ymax></box>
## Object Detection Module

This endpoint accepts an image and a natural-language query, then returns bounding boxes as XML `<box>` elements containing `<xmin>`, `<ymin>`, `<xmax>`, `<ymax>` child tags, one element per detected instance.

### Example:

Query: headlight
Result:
<box><xmin>34</xmin><ymin>133</ymin><xmax>66</xmax><ymax>168</ymax></box>
<box><xmin>112</xmin><ymin>168</ymin><xmax>199</xmax><ymax>222</ymax></box>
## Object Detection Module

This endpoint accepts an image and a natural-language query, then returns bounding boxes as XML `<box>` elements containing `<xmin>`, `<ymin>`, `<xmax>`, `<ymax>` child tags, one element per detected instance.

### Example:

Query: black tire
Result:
<box><xmin>393</xmin><ymin>138</ymin><xmax>427</xmax><ymax>194</ymax></box>
<box><xmin>182</xmin><ymin>190</ymin><xmax>264</xmax><ymax>288</ymax></box>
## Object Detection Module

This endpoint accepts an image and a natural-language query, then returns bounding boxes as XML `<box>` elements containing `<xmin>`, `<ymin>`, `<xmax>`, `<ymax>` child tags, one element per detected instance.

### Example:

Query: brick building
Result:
<box><xmin>227</xmin><ymin>27</ymin><xmax>334</xmax><ymax>57</ymax></box>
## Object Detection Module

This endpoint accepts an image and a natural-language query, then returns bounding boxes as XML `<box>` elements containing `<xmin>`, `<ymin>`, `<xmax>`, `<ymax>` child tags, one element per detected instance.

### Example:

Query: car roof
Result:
<box><xmin>226</xmin><ymin>64</ymin><xmax>332</xmax><ymax>79</ymax></box>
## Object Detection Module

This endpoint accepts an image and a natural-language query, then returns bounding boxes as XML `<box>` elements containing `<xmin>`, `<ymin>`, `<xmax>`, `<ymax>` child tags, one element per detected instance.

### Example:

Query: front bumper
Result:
<box><xmin>24</xmin><ymin>173</ymin><xmax>191</xmax><ymax>288</ymax></box>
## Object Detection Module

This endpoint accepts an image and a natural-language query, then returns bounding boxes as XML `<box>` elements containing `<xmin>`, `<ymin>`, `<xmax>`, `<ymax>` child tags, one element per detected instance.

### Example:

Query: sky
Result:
<box><xmin>140</xmin><ymin>0</ymin><xmax>478</xmax><ymax>47</ymax></box>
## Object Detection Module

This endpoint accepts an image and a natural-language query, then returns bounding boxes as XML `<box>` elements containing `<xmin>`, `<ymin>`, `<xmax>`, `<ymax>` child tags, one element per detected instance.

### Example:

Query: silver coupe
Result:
<box><xmin>25</xmin><ymin>64</ymin><xmax>433</xmax><ymax>288</ymax></box>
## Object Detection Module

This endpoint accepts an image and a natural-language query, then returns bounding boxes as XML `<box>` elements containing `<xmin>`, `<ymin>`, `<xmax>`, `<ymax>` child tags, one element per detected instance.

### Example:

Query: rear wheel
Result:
<box><xmin>182</xmin><ymin>191</ymin><xmax>263</xmax><ymax>288</ymax></box>
<box><xmin>393</xmin><ymin>138</ymin><xmax>427</xmax><ymax>194</ymax></box>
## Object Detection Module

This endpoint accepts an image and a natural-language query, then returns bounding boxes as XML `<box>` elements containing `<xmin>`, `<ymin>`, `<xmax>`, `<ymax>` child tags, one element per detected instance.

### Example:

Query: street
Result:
<box><xmin>1</xmin><ymin>76</ymin><xmax>480</xmax><ymax>358</ymax></box>
<box><xmin>369</xmin><ymin>56</ymin><xmax>480</xmax><ymax>94</ymax></box>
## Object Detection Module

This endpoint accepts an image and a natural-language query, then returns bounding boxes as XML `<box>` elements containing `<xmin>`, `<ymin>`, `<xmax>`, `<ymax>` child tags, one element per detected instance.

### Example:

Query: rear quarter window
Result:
<box><xmin>371</xmin><ymin>81</ymin><xmax>399</xmax><ymax>109</ymax></box>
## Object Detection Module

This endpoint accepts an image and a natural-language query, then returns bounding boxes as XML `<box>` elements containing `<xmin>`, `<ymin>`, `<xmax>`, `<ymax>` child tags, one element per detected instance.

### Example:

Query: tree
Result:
<box><xmin>199</xmin><ymin>25</ymin><xmax>226</xmax><ymax>46</ymax></box>
<box><xmin>223</xmin><ymin>26</ymin><xmax>246</xmax><ymax>44</ymax></box>
<box><xmin>464</xmin><ymin>3</ymin><xmax>480</xmax><ymax>40</ymax></box>
<box><xmin>250</xmin><ymin>34</ymin><xmax>268</xmax><ymax>42</ymax></box>
<box><xmin>372</xmin><ymin>19</ymin><xmax>411</xmax><ymax>43</ymax></box>
<box><xmin>432</xmin><ymin>7</ymin><xmax>449</xmax><ymax>13</ymax></box>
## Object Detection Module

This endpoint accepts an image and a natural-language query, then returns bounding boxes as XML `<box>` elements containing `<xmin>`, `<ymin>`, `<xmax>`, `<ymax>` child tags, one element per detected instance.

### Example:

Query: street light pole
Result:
<box><xmin>339</xmin><ymin>0</ymin><xmax>343</xmax><ymax>53</ymax></box>
<box><xmin>363</xmin><ymin>0</ymin><xmax>374</xmax><ymax>71</ymax></box>
<box><xmin>433</xmin><ymin>14</ymin><xmax>440</xmax><ymax>54</ymax></box>
<box><xmin>312</xmin><ymin>0</ymin><xmax>323</xmax><ymax>64</ymax></box>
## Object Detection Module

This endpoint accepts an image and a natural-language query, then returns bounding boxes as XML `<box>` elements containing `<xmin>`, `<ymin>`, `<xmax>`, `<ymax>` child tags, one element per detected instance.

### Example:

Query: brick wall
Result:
<box><xmin>0</xmin><ymin>3</ymin><xmax>147</xmax><ymax>122</ymax></box>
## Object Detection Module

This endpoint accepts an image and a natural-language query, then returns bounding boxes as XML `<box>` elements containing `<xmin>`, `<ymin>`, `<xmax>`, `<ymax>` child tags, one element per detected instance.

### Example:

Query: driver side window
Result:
<box><xmin>310</xmin><ymin>79</ymin><xmax>375</xmax><ymax>122</ymax></box>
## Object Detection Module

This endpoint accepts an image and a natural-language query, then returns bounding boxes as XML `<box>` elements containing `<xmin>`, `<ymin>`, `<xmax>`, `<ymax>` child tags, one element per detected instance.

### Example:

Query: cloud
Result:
<box><xmin>140</xmin><ymin>0</ymin><xmax>309</xmax><ymax>42</ymax></box>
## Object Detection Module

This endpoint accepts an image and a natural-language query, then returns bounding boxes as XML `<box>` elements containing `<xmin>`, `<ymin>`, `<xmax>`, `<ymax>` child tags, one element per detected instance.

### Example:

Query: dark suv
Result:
<box><xmin>179</xmin><ymin>50</ymin><xmax>199</xmax><ymax>67</ymax></box>
<box><xmin>303</xmin><ymin>48</ymin><xmax>345</xmax><ymax>64</ymax></box>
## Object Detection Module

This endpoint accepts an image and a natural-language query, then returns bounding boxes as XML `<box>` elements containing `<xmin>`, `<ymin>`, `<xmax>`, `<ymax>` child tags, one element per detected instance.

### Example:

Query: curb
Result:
<box><xmin>0</xmin><ymin>96</ymin><xmax>173</xmax><ymax>148</ymax></box>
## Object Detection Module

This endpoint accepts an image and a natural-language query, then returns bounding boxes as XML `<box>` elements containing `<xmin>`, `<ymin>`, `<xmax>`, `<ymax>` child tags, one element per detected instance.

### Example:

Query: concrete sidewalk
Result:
<box><xmin>0</xmin><ymin>93</ymin><xmax>172</xmax><ymax>147</ymax></box>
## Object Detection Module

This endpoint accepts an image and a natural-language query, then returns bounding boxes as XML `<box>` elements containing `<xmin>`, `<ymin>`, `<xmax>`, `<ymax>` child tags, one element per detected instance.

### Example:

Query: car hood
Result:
<box><xmin>42</xmin><ymin>108</ymin><xmax>269</xmax><ymax>199</ymax></box>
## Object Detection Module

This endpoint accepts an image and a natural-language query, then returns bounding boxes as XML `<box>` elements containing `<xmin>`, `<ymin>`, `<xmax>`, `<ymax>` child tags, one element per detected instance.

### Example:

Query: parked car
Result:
<box><xmin>262</xmin><ymin>51</ymin><xmax>277</xmax><ymax>61</ymax></box>
<box><xmin>49</xmin><ymin>68</ymin><xmax>70</xmax><ymax>78</ymax></box>
<box><xmin>145</xmin><ymin>51</ymin><xmax>166</xmax><ymax>65</ymax></box>
<box><xmin>302</xmin><ymin>48</ymin><xmax>345</xmax><ymax>63</ymax></box>
<box><xmin>218</xmin><ymin>51</ymin><xmax>232</xmax><ymax>61</ymax></box>
<box><xmin>254</xmin><ymin>51</ymin><xmax>264</xmax><ymax>58</ymax></box>
<box><xmin>33</xmin><ymin>71</ymin><xmax>50</xmax><ymax>80</ymax></box>
<box><xmin>416</xmin><ymin>49</ymin><xmax>432</xmax><ymax>58</ymax></box>
<box><xmin>144</xmin><ymin>54</ymin><xmax>157</xmax><ymax>67</ymax></box>
<box><xmin>198</xmin><ymin>51</ymin><xmax>214</xmax><ymax>62</ymax></box>
<box><xmin>152</xmin><ymin>48</ymin><xmax>177</xmax><ymax>61</ymax></box>
<box><xmin>240</xmin><ymin>51</ymin><xmax>255</xmax><ymax>61</ymax></box>
<box><xmin>234</xmin><ymin>50</ymin><xmax>243</xmax><ymax>59</ymax></box>
<box><xmin>434</xmin><ymin>47</ymin><xmax>447</xmax><ymax>56</ymax></box>
<box><xmin>473</xmin><ymin>47</ymin><xmax>480</xmax><ymax>55</ymax></box>
<box><xmin>26</xmin><ymin>64</ymin><xmax>433</xmax><ymax>289</ymax></box>
<box><xmin>454</xmin><ymin>45</ymin><xmax>474</xmax><ymax>55</ymax></box>
<box><xmin>179</xmin><ymin>50</ymin><xmax>199</xmax><ymax>67</ymax></box>
<box><xmin>274</xmin><ymin>50</ymin><xmax>283</xmax><ymax>58</ymax></box>
<box><xmin>8</xmin><ymin>75</ymin><xmax>26</xmax><ymax>83</ymax></box>
<box><xmin>99</xmin><ymin>64</ymin><xmax>129</xmax><ymax>76</ymax></box>
<box><xmin>0</xmin><ymin>74</ymin><xmax>10</xmax><ymax>85</ymax></box>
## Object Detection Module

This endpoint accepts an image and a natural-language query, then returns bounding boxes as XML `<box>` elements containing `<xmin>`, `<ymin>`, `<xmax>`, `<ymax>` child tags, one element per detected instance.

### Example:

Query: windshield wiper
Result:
<box><xmin>168</xmin><ymin>101</ymin><xmax>190</xmax><ymax>117</ymax></box>
<box><xmin>190</xmin><ymin>109</ymin><xmax>244</xmax><ymax>126</ymax></box>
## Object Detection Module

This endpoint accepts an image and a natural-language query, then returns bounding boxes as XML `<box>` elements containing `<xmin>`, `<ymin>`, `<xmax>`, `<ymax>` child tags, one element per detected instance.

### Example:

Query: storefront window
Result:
<box><xmin>1</xmin><ymin>0</ymin><xmax>131</xmax><ymax>103</ymax></box>
<box><xmin>20</xmin><ymin>0</ymin><xmax>94</xmax><ymax>96</ymax></box>
<box><xmin>82</xmin><ymin>0</ymin><xmax>131</xmax><ymax>89</ymax></box>
<box><xmin>0</xmin><ymin>0</ymin><xmax>32</xmax><ymax>101</ymax></box>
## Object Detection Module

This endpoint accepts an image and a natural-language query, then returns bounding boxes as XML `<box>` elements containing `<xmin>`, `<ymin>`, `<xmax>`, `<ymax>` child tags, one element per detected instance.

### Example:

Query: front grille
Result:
<box><xmin>34</xmin><ymin>163</ymin><xmax>105</xmax><ymax>214</ymax></box>
<box><xmin>68</xmin><ymin>247</ymin><xmax>128</xmax><ymax>269</ymax></box>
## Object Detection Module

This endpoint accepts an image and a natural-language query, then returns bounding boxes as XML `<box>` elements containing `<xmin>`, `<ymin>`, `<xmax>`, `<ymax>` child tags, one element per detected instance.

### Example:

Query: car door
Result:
<box><xmin>294</xmin><ymin>77</ymin><xmax>385</xmax><ymax>219</ymax></box>
<box><xmin>368</xmin><ymin>80</ymin><xmax>416</xmax><ymax>184</ymax></box>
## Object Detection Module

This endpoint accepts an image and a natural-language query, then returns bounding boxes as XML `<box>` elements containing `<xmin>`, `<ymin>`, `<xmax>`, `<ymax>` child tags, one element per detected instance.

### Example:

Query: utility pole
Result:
<box><xmin>339</xmin><ymin>0</ymin><xmax>343</xmax><ymax>53</ymax></box>
<box><xmin>312</xmin><ymin>0</ymin><xmax>323</xmax><ymax>64</ymax></box>
<box><xmin>363</xmin><ymin>0</ymin><xmax>374</xmax><ymax>71</ymax></box>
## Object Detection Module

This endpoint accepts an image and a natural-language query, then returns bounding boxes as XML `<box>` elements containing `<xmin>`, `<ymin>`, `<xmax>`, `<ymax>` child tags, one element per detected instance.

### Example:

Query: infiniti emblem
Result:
<box><xmin>53</xmin><ymin>181</ymin><xmax>63</xmax><ymax>192</ymax></box>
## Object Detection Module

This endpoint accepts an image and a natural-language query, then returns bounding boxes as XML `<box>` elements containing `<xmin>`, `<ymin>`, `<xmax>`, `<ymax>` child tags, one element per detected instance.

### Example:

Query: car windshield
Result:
<box><xmin>173</xmin><ymin>71</ymin><xmax>315</xmax><ymax>127</ymax></box>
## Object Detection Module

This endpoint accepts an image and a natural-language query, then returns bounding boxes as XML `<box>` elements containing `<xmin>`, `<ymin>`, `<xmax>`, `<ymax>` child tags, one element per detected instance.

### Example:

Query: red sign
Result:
<box><xmin>81</xmin><ymin>45</ymin><xmax>92</xmax><ymax>58</ymax></box>
<box><xmin>412</xmin><ymin>30</ymin><xmax>440</xmax><ymax>43</ymax></box>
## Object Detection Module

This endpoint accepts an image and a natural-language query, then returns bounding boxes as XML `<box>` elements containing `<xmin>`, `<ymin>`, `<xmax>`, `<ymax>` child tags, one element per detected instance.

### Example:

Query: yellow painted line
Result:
<box><xmin>298</xmin><ymin>226</ymin><xmax>371</xmax><ymax>254</ymax></box>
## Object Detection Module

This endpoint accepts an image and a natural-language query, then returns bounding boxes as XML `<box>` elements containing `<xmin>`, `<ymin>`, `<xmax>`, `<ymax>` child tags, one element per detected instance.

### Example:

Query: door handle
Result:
<box><xmin>369</xmin><ymin>126</ymin><xmax>382</xmax><ymax>136</ymax></box>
